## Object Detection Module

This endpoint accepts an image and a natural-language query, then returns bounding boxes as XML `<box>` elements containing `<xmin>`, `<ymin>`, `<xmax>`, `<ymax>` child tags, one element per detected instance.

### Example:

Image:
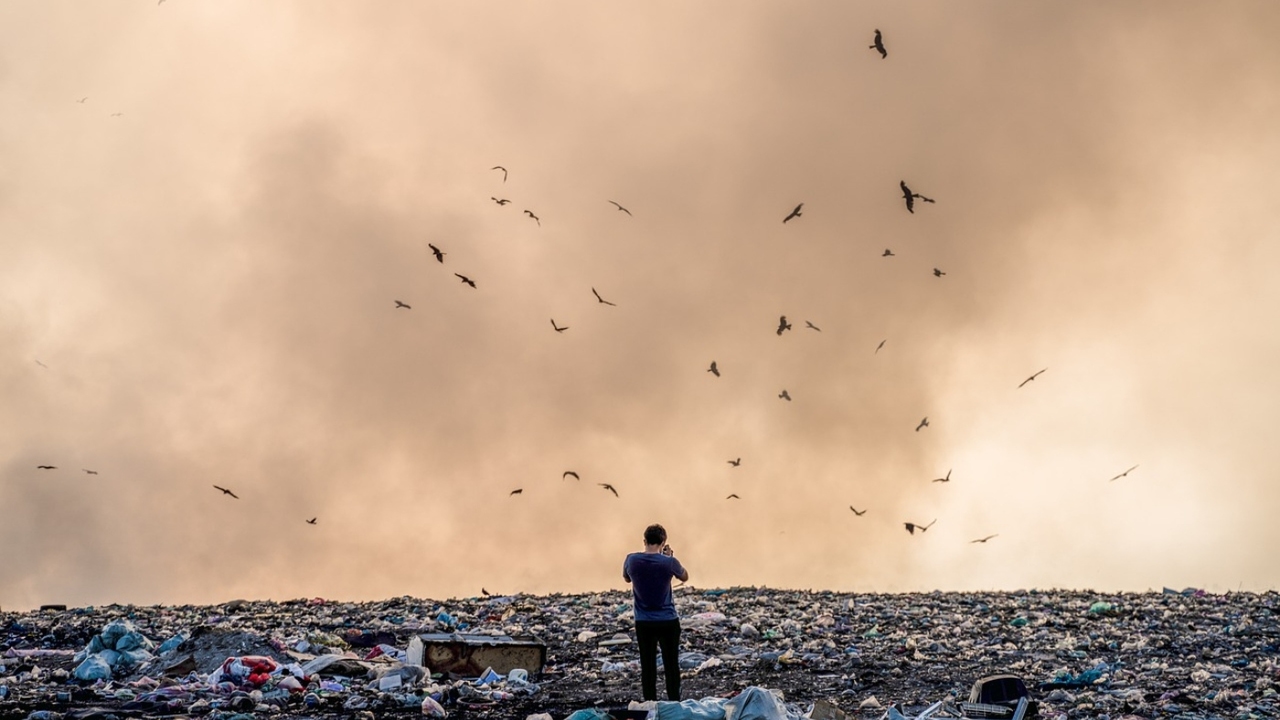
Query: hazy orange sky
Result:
<box><xmin>3</xmin><ymin>2</ymin><xmax>1280</xmax><ymax>611</ymax></box>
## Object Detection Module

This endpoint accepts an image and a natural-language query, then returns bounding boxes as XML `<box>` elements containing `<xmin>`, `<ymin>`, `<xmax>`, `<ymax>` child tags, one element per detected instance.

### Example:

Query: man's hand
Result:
<box><xmin>662</xmin><ymin>544</ymin><xmax>674</xmax><ymax>557</ymax></box>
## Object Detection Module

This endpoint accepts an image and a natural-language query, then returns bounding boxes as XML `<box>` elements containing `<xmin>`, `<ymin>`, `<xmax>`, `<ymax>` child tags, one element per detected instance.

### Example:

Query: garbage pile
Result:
<box><xmin>1</xmin><ymin>587</ymin><xmax>1278</xmax><ymax>719</ymax></box>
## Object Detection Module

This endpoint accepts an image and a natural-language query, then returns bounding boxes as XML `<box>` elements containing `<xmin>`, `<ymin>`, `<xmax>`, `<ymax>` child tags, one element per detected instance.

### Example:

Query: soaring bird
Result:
<box><xmin>870</xmin><ymin>29</ymin><xmax>887</xmax><ymax>58</ymax></box>
<box><xmin>213</xmin><ymin>485</ymin><xmax>239</xmax><ymax>499</ymax></box>
<box><xmin>779</xmin><ymin>389</ymin><xmax>792</xmax><ymax>401</ymax></box>
<box><xmin>592</xmin><ymin>287</ymin><xmax>617</xmax><ymax>306</ymax></box>
<box><xmin>882</xmin><ymin>249</ymin><xmax>895</xmax><ymax>257</ymax></box>
<box><xmin>1018</xmin><ymin>368</ymin><xmax>1047</xmax><ymax>388</ymax></box>
<box><xmin>876</xmin><ymin>339</ymin><xmax>887</xmax><ymax>354</ymax></box>
<box><xmin>805</xmin><ymin>321</ymin><xmax>821</xmax><ymax>332</ymax></box>
<box><xmin>524</xmin><ymin>210</ymin><xmax>540</xmax><ymax>226</ymax></box>
<box><xmin>932</xmin><ymin>469</ymin><xmax>952</xmax><ymax>483</ymax></box>
<box><xmin>492</xmin><ymin>166</ymin><xmax>507</xmax><ymax>182</ymax></box>
<box><xmin>395</xmin><ymin>300</ymin><xmax>411</xmax><ymax>309</ymax></box>
<box><xmin>563</xmin><ymin>471</ymin><xmax>580</xmax><ymax>481</ymax></box>
<box><xmin>36</xmin><ymin>465</ymin><xmax>56</xmax><ymax>470</ymax></box>
<box><xmin>598</xmin><ymin>483</ymin><xmax>619</xmax><ymax>497</ymax></box>
<box><xmin>428</xmin><ymin>244</ymin><xmax>445</xmax><ymax>263</ymax></box>
<box><xmin>491</xmin><ymin>197</ymin><xmax>510</xmax><ymax>205</ymax></box>
<box><xmin>708</xmin><ymin>361</ymin><xmax>720</xmax><ymax>377</ymax></box>
<box><xmin>777</xmin><ymin>316</ymin><xmax>792</xmax><ymax>335</ymax></box>
<box><xmin>726</xmin><ymin>494</ymin><xmax>740</xmax><ymax>500</ymax></box>
<box><xmin>904</xmin><ymin>519</ymin><xmax>936</xmax><ymax>535</ymax></box>
<box><xmin>849</xmin><ymin>506</ymin><xmax>867</xmax><ymax>516</ymax></box>
<box><xmin>783</xmin><ymin>203</ymin><xmax>803</xmax><ymax>223</ymax></box>
<box><xmin>455</xmin><ymin>273</ymin><xmax>476</xmax><ymax>288</ymax></box>
<box><xmin>551</xmin><ymin>319</ymin><xmax>568</xmax><ymax>333</ymax></box>
<box><xmin>111</xmin><ymin>112</ymin><xmax>123</xmax><ymax>117</ymax></box>
<box><xmin>83</xmin><ymin>469</ymin><xmax>98</xmax><ymax>475</ymax></box>
<box><xmin>728</xmin><ymin>458</ymin><xmax>741</xmax><ymax>467</ymax></box>
<box><xmin>510</xmin><ymin>488</ymin><xmax>523</xmax><ymax>496</ymax></box>
<box><xmin>915</xmin><ymin>417</ymin><xmax>929</xmax><ymax>432</ymax></box>
<box><xmin>34</xmin><ymin>359</ymin><xmax>49</xmax><ymax>368</ymax></box>
<box><xmin>608</xmin><ymin>200</ymin><xmax>632</xmax><ymax>216</ymax></box>
<box><xmin>306</xmin><ymin>518</ymin><xmax>317</xmax><ymax>525</ymax></box>
<box><xmin>77</xmin><ymin>97</ymin><xmax>88</xmax><ymax>103</ymax></box>
<box><xmin>900</xmin><ymin>181</ymin><xmax>936</xmax><ymax>213</ymax></box>
<box><xmin>933</xmin><ymin>268</ymin><xmax>946</xmax><ymax>277</ymax></box>
<box><xmin>970</xmin><ymin>534</ymin><xmax>999</xmax><ymax>544</ymax></box>
<box><xmin>1108</xmin><ymin>465</ymin><xmax>1139</xmax><ymax>482</ymax></box>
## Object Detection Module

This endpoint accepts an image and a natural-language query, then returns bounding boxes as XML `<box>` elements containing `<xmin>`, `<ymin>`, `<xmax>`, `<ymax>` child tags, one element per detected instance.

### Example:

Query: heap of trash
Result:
<box><xmin>2</xmin><ymin>587</ymin><xmax>1279</xmax><ymax>719</ymax></box>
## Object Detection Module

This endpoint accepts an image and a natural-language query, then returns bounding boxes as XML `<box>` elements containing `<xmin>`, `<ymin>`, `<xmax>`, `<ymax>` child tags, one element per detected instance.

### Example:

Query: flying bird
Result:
<box><xmin>875</xmin><ymin>339</ymin><xmax>886</xmax><ymax>354</ymax></box>
<box><xmin>524</xmin><ymin>210</ymin><xmax>540</xmax><ymax>226</ymax></box>
<box><xmin>727</xmin><ymin>458</ymin><xmax>741</xmax><ymax>467</ymax></box>
<box><xmin>882</xmin><ymin>249</ymin><xmax>895</xmax><ymax>257</ymax></box>
<box><xmin>492</xmin><ymin>197</ymin><xmax>511</xmax><ymax>205</ymax></box>
<box><xmin>563</xmin><ymin>471</ymin><xmax>580</xmax><ymax>481</ymax></box>
<box><xmin>1108</xmin><ymin>465</ymin><xmax>1139</xmax><ymax>482</ymax></box>
<box><xmin>213</xmin><ymin>485</ymin><xmax>239</xmax><ymax>499</ymax></box>
<box><xmin>395</xmin><ymin>300</ymin><xmax>411</xmax><ymax>309</ymax></box>
<box><xmin>306</xmin><ymin>518</ymin><xmax>317</xmax><ymax>525</ymax></box>
<box><xmin>550</xmin><ymin>319</ymin><xmax>568</xmax><ymax>333</ymax></box>
<box><xmin>608</xmin><ymin>200</ymin><xmax>632</xmax><ymax>216</ymax></box>
<box><xmin>36</xmin><ymin>465</ymin><xmax>56</xmax><ymax>470</ymax></box>
<box><xmin>455</xmin><ymin>273</ymin><xmax>476</xmax><ymax>288</ymax></box>
<box><xmin>428</xmin><ymin>244</ymin><xmax>445</xmax><ymax>263</ymax></box>
<box><xmin>915</xmin><ymin>417</ymin><xmax>929</xmax><ymax>432</ymax></box>
<box><xmin>110</xmin><ymin>112</ymin><xmax>123</xmax><ymax>117</ymax></box>
<box><xmin>900</xmin><ymin>181</ymin><xmax>935</xmax><ymax>213</ymax></box>
<box><xmin>1018</xmin><ymin>368</ymin><xmax>1047</xmax><ymax>388</ymax></box>
<box><xmin>933</xmin><ymin>268</ymin><xmax>946</xmax><ymax>277</ymax></box>
<box><xmin>805</xmin><ymin>321</ymin><xmax>821</xmax><ymax>332</ymax></box>
<box><xmin>904</xmin><ymin>519</ymin><xmax>936</xmax><ymax>535</ymax></box>
<box><xmin>83</xmin><ymin>469</ymin><xmax>98</xmax><ymax>475</ymax></box>
<box><xmin>77</xmin><ymin>97</ymin><xmax>88</xmax><ymax>103</ymax></box>
<box><xmin>492</xmin><ymin>166</ymin><xmax>507</xmax><ymax>182</ymax></box>
<box><xmin>777</xmin><ymin>316</ymin><xmax>792</xmax><ymax>335</ymax></box>
<box><xmin>782</xmin><ymin>203</ymin><xmax>803</xmax><ymax>223</ymax></box>
<box><xmin>510</xmin><ymin>488</ymin><xmax>523</xmax><ymax>496</ymax></box>
<box><xmin>591</xmin><ymin>287</ymin><xmax>617</xmax><ymax>306</ymax></box>
<box><xmin>870</xmin><ymin>29</ymin><xmax>887</xmax><ymax>58</ymax></box>
<box><xmin>598</xmin><ymin>483</ymin><xmax>619</xmax><ymax>497</ymax></box>
<box><xmin>35</xmin><ymin>359</ymin><xmax>49</xmax><ymax>368</ymax></box>
<box><xmin>849</xmin><ymin>507</ymin><xmax>867</xmax><ymax>516</ymax></box>
<box><xmin>708</xmin><ymin>361</ymin><xmax>720</xmax><ymax>377</ymax></box>
<box><xmin>726</xmin><ymin>494</ymin><xmax>740</xmax><ymax>500</ymax></box>
<box><xmin>970</xmin><ymin>534</ymin><xmax>999</xmax><ymax>544</ymax></box>
<box><xmin>932</xmin><ymin>469</ymin><xmax>952</xmax><ymax>483</ymax></box>
<box><xmin>779</xmin><ymin>389</ymin><xmax>792</xmax><ymax>401</ymax></box>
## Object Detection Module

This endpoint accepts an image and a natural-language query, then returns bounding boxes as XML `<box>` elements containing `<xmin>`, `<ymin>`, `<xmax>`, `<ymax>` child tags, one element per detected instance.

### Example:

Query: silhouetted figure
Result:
<box><xmin>900</xmin><ymin>181</ymin><xmax>935</xmax><ymax>213</ymax></box>
<box><xmin>563</xmin><ymin>471</ymin><xmax>580</xmax><ymax>480</ymax></box>
<box><xmin>932</xmin><ymin>469</ymin><xmax>951</xmax><ymax>483</ymax></box>
<box><xmin>551</xmin><ymin>319</ymin><xmax>568</xmax><ymax>333</ymax></box>
<box><xmin>592</xmin><ymin>287</ymin><xmax>617</xmax><ymax>306</ymax></box>
<box><xmin>599</xmin><ymin>483</ymin><xmax>619</xmax><ymax>497</ymax></box>
<box><xmin>870</xmin><ymin>29</ymin><xmax>887</xmax><ymax>58</ymax></box>
<box><xmin>904</xmin><ymin>519</ymin><xmax>936</xmax><ymax>535</ymax></box>
<box><xmin>491</xmin><ymin>197</ymin><xmax>510</xmax><ymax>205</ymax></box>
<box><xmin>455</xmin><ymin>273</ymin><xmax>476</xmax><ymax>288</ymax></box>
<box><xmin>1108</xmin><ymin>465</ymin><xmax>1139</xmax><ymax>482</ymax></box>
<box><xmin>882</xmin><ymin>249</ymin><xmax>895</xmax><ymax>257</ymax></box>
<box><xmin>916</xmin><ymin>417</ymin><xmax>929</xmax><ymax>431</ymax></box>
<box><xmin>492</xmin><ymin>166</ymin><xmax>507</xmax><ymax>182</ymax></box>
<box><xmin>777</xmin><ymin>316</ymin><xmax>792</xmax><ymax>335</ymax></box>
<box><xmin>429</xmin><ymin>243</ymin><xmax>445</xmax><ymax>262</ymax></box>
<box><xmin>805</xmin><ymin>321</ymin><xmax>821</xmax><ymax>332</ymax></box>
<box><xmin>306</xmin><ymin>518</ymin><xmax>317</xmax><ymax>525</ymax></box>
<box><xmin>395</xmin><ymin>300</ymin><xmax>411</xmax><ymax>309</ymax></box>
<box><xmin>707</xmin><ymin>361</ymin><xmax>720</xmax><ymax>377</ymax></box>
<box><xmin>727</xmin><ymin>458</ymin><xmax>740</xmax><ymax>467</ymax></box>
<box><xmin>609</xmin><ymin>200</ymin><xmax>632</xmax><ymax>216</ymax></box>
<box><xmin>933</xmin><ymin>268</ymin><xmax>946</xmax><ymax>277</ymax></box>
<box><xmin>779</xmin><ymin>389</ymin><xmax>791</xmax><ymax>401</ymax></box>
<box><xmin>783</xmin><ymin>203</ymin><xmax>803</xmax><ymax>223</ymax></box>
<box><xmin>213</xmin><ymin>485</ymin><xmax>239</xmax><ymax>499</ymax></box>
<box><xmin>849</xmin><ymin>506</ymin><xmax>867</xmax><ymax>516</ymax></box>
<box><xmin>524</xmin><ymin>210</ymin><xmax>540</xmax><ymax>226</ymax></box>
<box><xmin>510</xmin><ymin>488</ymin><xmax>523</xmax><ymax>496</ymax></box>
<box><xmin>970</xmin><ymin>534</ymin><xmax>998</xmax><ymax>544</ymax></box>
<box><xmin>1018</xmin><ymin>368</ymin><xmax>1047</xmax><ymax>388</ymax></box>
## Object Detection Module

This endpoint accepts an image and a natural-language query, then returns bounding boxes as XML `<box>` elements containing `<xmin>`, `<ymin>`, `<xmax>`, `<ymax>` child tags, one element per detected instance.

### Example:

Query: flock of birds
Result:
<box><xmin>26</xmin><ymin>26</ymin><xmax>1145</xmax><ymax>555</ymax></box>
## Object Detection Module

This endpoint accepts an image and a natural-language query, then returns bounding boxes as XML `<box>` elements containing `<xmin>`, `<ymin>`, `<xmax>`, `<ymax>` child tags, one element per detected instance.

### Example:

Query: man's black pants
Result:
<box><xmin>635</xmin><ymin>619</ymin><xmax>681</xmax><ymax>701</ymax></box>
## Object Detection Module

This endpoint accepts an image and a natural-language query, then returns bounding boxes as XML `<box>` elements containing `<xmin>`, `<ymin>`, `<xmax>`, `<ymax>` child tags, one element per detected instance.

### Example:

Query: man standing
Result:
<box><xmin>623</xmin><ymin>523</ymin><xmax>690</xmax><ymax>702</ymax></box>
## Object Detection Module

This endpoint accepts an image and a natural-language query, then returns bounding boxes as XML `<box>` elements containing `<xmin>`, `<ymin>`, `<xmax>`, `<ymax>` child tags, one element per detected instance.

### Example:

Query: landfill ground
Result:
<box><xmin>3</xmin><ymin>587</ymin><xmax>1279</xmax><ymax>720</ymax></box>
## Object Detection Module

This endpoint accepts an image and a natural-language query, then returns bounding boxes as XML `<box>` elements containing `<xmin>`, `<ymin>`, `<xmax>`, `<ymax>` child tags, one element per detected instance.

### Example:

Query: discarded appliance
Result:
<box><xmin>417</xmin><ymin>633</ymin><xmax>546</xmax><ymax>678</ymax></box>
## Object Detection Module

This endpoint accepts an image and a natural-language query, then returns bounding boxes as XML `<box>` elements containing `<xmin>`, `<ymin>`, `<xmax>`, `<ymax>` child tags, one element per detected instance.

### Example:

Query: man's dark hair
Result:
<box><xmin>644</xmin><ymin>524</ymin><xmax>667</xmax><ymax>546</ymax></box>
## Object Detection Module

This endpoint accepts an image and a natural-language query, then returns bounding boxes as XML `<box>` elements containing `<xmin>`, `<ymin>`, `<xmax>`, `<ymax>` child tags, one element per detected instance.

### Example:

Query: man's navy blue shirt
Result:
<box><xmin>623</xmin><ymin>552</ymin><xmax>686</xmax><ymax>622</ymax></box>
